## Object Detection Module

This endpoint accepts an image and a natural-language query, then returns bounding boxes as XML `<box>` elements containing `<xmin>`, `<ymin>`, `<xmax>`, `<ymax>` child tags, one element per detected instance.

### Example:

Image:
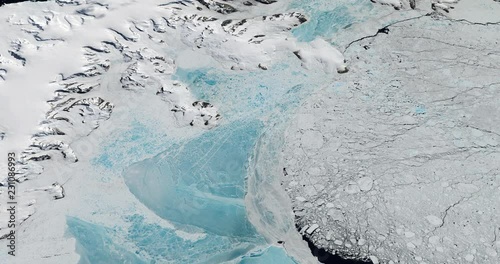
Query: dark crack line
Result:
<box><xmin>431</xmin><ymin>82</ymin><xmax>500</xmax><ymax>103</ymax></box>
<box><xmin>400</xmin><ymin>36</ymin><xmax>487</xmax><ymax>51</ymax></box>
<box><xmin>433</xmin><ymin>197</ymin><xmax>468</xmax><ymax>232</ymax></box>
<box><xmin>445</xmin><ymin>17</ymin><xmax>500</xmax><ymax>26</ymax></box>
<box><xmin>466</xmin><ymin>124</ymin><xmax>500</xmax><ymax>137</ymax></box>
<box><xmin>344</xmin><ymin>12</ymin><xmax>500</xmax><ymax>54</ymax></box>
<box><xmin>343</xmin><ymin>13</ymin><xmax>432</xmax><ymax>53</ymax></box>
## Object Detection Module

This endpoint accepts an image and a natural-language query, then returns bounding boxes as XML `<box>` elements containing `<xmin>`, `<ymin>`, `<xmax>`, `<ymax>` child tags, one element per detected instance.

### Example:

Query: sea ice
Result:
<box><xmin>282</xmin><ymin>1</ymin><xmax>500</xmax><ymax>262</ymax></box>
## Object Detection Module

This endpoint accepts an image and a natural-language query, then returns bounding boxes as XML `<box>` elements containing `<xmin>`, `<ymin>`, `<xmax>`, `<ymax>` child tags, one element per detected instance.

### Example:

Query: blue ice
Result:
<box><xmin>173</xmin><ymin>68</ymin><xmax>217</xmax><ymax>101</ymax></box>
<box><xmin>66</xmin><ymin>217</ymin><xmax>146</xmax><ymax>264</ymax></box>
<box><xmin>94</xmin><ymin>121</ymin><xmax>166</xmax><ymax>170</ymax></box>
<box><xmin>125</xmin><ymin>214</ymin><xmax>260</xmax><ymax>263</ymax></box>
<box><xmin>415</xmin><ymin>105</ymin><xmax>426</xmax><ymax>114</ymax></box>
<box><xmin>124</xmin><ymin>119</ymin><xmax>263</xmax><ymax>238</ymax></box>
<box><xmin>67</xmin><ymin>214</ymin><xmax>262</xmax><ymax>264</ymax></box>
<box><xmin>172</xmin><ymin>63</ymin><xmax>310</xmax><ymax>121</ymax></box>
<box><xmin>292</xmin><ymin>7</ymin><xmax>354</xmax><ymax>42</ymax></box>
<box><xmin>78</xmin><ymin>57</ymin><xmax>324</xmax><ymax>263</ymax></box>
<box><xmin>289</xmin><ymin>0</ymin><xmax>373</xmax><ymax>42</ymax></box>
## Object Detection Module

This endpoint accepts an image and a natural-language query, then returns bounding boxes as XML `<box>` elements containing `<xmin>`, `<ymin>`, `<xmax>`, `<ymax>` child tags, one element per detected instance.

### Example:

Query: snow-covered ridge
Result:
<box><xmin>370</xmin><ymin>0</ymin><xmax>405</xmax><ymax>10</ymax></box>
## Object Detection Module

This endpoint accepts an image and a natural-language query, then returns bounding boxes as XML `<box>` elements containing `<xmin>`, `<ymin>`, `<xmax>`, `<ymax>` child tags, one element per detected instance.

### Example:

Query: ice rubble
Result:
<box><xmin>282</xmin><ymin>1</ymin><xmax>500</xmax><ymax>263</ymax></box>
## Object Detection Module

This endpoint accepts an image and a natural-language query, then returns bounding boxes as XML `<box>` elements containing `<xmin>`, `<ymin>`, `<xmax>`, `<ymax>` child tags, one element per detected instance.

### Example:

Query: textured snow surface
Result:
<box><xmin>282</xmin><ymin>1</ymin><xmax>500</xmax><ymax>263</ymax></box>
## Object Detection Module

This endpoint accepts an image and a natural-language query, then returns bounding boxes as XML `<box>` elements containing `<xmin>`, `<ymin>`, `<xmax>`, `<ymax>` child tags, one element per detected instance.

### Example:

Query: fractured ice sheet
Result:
<box><xmin>282</xmin><ymin>9</ymin><xmax>500</xmax><ymax>264</ymax></box>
